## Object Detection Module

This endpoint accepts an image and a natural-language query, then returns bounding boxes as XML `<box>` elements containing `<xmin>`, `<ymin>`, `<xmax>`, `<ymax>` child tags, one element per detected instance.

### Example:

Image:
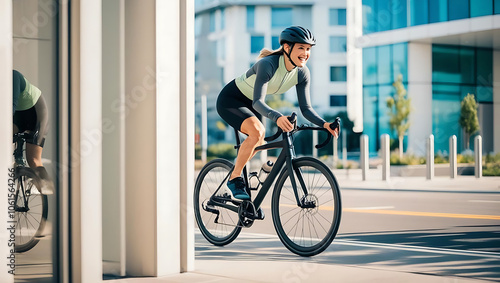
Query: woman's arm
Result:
<box><xmin>296</xmin><ymin>67</ymin><xmax>326</xmax><ymax>127</ymax></box>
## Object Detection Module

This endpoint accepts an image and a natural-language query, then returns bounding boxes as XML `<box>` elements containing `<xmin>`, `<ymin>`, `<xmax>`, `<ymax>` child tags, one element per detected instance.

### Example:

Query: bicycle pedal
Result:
<box><xmin>256</xmin><ymin>207</ymin><xmax>265</xmax><ymax>220</ymax></box>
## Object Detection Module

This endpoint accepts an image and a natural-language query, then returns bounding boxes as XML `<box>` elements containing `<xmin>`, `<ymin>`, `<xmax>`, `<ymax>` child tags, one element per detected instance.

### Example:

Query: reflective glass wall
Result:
<box><xmin>432</xmin><ymin>45</ymin><xmax>494</xmax><ymax>153</ymax></box>
<box><xmin>363</xmin><ymin>0</ymin><xmax>499</xmax><ymax>34</ymax></box>
<box><xmin>12</xmin><ymin>0</ymin><xmax>59</xmax><ymax>282</ymax></box>
<box><xmin>362</xmin><ymin>43</ymin><xmax>408</xmax><ymax>152</ymax></box>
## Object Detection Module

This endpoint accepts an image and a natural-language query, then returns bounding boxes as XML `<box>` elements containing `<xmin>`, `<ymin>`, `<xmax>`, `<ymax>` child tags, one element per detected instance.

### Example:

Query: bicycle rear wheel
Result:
<box><xmin>14</xmin><ymin>167</ymin><xmax>48</xmax><ymax>253</ymax></box>
<box><xmin>272</xmin><ymin>157</ymin><xmax>341</xmax><ymax>256</ymax></box>
<box><xmin>194</xmin><ymin>159</ymin><xmax>241</xmax><ymax>246</ymax></box>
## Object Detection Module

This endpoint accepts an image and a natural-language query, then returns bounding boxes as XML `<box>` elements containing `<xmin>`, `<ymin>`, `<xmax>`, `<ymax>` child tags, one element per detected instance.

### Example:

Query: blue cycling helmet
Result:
<box><xmin>279</xmin><ymin>26</ymin><xmax>316</xmax><ymax>46</ymax></box>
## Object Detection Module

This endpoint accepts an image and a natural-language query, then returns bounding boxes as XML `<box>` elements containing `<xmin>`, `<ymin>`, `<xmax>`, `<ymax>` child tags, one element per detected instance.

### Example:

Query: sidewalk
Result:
<box><xmin>106</xmin><ymin>170</ymin><xmax>499</xmax><ymax>283</ymax></box>
<box><xmin>109</xmin><ymin>260</ymin><xmax>489</xmax><ymax>282</ymax></box>
<box><xmin>332</xmin><ymin>168</ymin><xmax>500</xmax><ymax>193</ymax></box>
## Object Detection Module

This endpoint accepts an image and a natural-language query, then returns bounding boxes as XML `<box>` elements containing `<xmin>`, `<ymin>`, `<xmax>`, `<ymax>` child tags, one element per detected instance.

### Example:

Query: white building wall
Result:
<box><xmin>407</xmin><ymin>43</ymin><xmax>433</xmax><ymax>156</ymax></box>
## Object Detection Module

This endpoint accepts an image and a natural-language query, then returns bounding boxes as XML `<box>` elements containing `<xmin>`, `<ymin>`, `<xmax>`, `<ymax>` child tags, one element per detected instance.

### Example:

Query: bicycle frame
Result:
<box><xmin>210</xmin><ymin>129</ymin><xmax>308</xmax><ymax>214</ymax></box>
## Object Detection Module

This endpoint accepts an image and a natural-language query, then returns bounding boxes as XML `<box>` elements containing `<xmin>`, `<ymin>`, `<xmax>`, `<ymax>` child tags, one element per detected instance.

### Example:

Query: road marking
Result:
<box><xmin>348</xmin><ymin>206</ymin><xmax>394</xmax><ymax>210</ymax></box>
<box><xmin>343</xmin><ymin>208</ymin><xmax>500</xmax><ymax>220</ymax></box>
<box><xmin>273</xmin><ymin>204</ymin><xmax>500</xmax><ymax>220</ymax></box>
<box><xmin>335</xmin><ymin>239</ymin><xmax>500</xmax><ymax>259</ymax></box>
<box><xmin>213</xmin><ymin>231</ymin><xmax>500</xmax><ymax>259</ymax></box>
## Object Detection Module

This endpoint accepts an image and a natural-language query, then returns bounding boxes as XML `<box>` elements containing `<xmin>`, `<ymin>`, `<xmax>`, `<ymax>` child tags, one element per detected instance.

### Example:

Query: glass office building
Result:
<box><xmin>349</xmin><ymin>0</ymin><xmax>499</xmax><ymax>154</ymax></box>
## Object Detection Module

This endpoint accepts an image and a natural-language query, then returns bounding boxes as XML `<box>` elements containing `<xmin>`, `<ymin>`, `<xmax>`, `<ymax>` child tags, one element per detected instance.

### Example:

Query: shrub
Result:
<box><xmin>457</xmin><ymin>153</ymin><xmax>474</xmax><ymax>164</ymax></box>
<box><xmin>207</xmin><ymin>143</ymin><xmax>237</xmax><ymax>160</ymax></box>
<box><xmin>390</xmin><ymin>153</ymin><xmax>425</xmax><ymax>165</ymax></box>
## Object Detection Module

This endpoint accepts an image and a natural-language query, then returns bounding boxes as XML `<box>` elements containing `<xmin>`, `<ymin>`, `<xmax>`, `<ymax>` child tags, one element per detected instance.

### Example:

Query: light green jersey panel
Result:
<box><xmin>16</xmin><ymin>78</ymin><xmax>42</xmax><ymax>111</ymax></box>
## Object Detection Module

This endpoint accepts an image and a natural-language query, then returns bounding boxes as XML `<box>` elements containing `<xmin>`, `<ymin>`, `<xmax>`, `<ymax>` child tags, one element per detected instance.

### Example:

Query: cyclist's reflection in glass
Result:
<box><xmin>12</xmin><ymin>69</ymin><xmax>54</xmax><ymax>195</ymax></box>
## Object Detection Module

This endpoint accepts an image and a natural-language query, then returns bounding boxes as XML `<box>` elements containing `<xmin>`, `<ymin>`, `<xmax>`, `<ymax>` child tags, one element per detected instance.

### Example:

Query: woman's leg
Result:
<box><xmin>229</xmin><ymin>116</ymin><xmax>265</xmax><ymax>180</ymax></box>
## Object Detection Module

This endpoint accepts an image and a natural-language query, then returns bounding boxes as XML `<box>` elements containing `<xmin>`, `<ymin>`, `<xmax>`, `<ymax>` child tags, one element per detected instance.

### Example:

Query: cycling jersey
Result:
<box><xmin>234</xmin><ymin>54</ymin><xmax>325</xmax><ymax>126</ymax></box>
<box><xmin>13</xmin><ymin>70</ymin><xmax>42</xmax><ymax>113</ymax></box>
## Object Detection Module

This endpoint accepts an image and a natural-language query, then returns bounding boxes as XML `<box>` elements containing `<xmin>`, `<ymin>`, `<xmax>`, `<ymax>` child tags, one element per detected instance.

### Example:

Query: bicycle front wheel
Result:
<box><xmin>14</xmin><ymin>167</ymin><xmax>48</xmax><ymax>253</ymax></box>
<box><xmin>194</xmin><ymin>159</ymin><xmax>241</xmax><ymax>246</ymax></box>
<box><xmin>272</xmin><ymin>157</ymin><xmax>341</xmax><ymax>256</ymax></box>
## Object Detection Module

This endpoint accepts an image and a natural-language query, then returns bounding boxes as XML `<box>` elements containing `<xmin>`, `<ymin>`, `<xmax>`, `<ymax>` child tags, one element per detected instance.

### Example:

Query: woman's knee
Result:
<box><xmin>241</xmin><ymin>118</ymin><xmax>265</xmax><ymax>141</ymax></box>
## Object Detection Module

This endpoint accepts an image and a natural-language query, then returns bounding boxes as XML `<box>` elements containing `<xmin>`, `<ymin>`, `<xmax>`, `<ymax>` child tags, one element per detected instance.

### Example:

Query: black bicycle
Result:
<box><xmin>12</xmin><ymin>132</ymin><xmax>48</xmax><ymax>253</ymax></box>
<box><xmin>194</xmin><ymin>113</ymin><xmax>342</xmax><ymax>256</ymax></box>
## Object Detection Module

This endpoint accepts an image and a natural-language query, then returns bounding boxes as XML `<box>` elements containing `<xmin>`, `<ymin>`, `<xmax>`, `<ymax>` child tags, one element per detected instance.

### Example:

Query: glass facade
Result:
<box><xmin>364</xmin><ymin>0</ymin><xmax>497</xmax><ymax>34</ymax></box>
<box><xmin>432</xmin><ymin>45</ymin><xmax>493</xmax><ymax>152</ymax></box>
<box><xmin>329</xmin><ymin>8</ymin><xmax>347</xmax><ymax>26</ymax></box>
<box><xmin>272</xmin><ymin>36</ymin><xmax>280</xmax><ymax>50</ymax></box>
<box><xmin>271</xmin><ymin>7</ymin><xmax>293</xmax><ymax>28</ymax></box>
<box><xmin>209</xmin><ymin>10</ymin><xmax>216</xmax><ymax>32</ymax></box>
<box><xmin>410</xmin><ymin>0</ymin><xmax>428</xmax><ymax>26</ymax></box>
<box><xmin>330</xmin><ymin>36</ymin><xmax>347</xmax><ymax>53</ymax></box>
<box><xmin>362</xmin><ymin>43</ymin><xmax>408</xmax><ymax>151</ymax></box>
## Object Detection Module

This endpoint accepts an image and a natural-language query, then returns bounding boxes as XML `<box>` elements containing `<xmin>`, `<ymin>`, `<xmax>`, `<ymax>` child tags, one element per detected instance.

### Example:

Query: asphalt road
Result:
<box><xmin>196</xmin><ymin>188</ymin><xmax>500</xmax><ymax>282</ymax></box>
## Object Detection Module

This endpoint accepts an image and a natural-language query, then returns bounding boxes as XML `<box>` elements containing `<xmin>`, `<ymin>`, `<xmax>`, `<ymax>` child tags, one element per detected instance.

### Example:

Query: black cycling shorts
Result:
<box><xmin>216</xmin><ymin>79</ymin><xmax>262</xmax><ymax>132</ymax></box>
<box><xmin>13</xmin><ymin>95</ymin><xmax>48</xmax><ymax>147</ymax></box>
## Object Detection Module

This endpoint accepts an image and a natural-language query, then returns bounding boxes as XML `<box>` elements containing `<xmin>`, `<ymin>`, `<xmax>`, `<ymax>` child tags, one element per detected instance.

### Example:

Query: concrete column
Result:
<box><xmin>124</xmin><ymin>0</ymin><xmax>194</xmax><ymax>276</ymax></box>
<box><xmin>332</xmin><ymin>136</ymin><xmax>338</xmax><ymax>168</ymax></box>
<box><xmin>69</xmin><ymin>1</ymin><xmax>103</xmax><ymax>282</ymax></box>
<box><xmin>360</xmin><ymin>135</ymin><xmax>369</xmax><ymax>181</ymax></box>
<box><xmin>450</xmin><ymin>135</ymin><xmax>457</xmax><ymax>178</ymax></box>
<box><xmin>0</xmin><ymin>1</ymin><xmax>14</xmax><ymax>282</ymax></box>
<box><xmin>347</xmin><ymin>0</ymin><xmax>364</xmax><ymax>132</ymax></box>
<box><xmin>179</xmin><ymin>0</ymin><xmax>195</xmax><ymax>272</ymax></box>
<box><xmin>475</xmin><ymin>136</ymin><xmax>482</xmax><ymax>178</ymax></box>
<box><xmin>102</xmin><ymin>0</ymin><xmax>126</xmax><ymax>276</ymax></box>
<box><xmin>408</xmin><ymin>43</ymin><xmax>432</xmax><ymax>156</ymax></box>
<box><xmin>381</xmin><ymin>134</ymin><xmax>390</xmax><ymax>181</ymax></box>
<box><xmin>426</xmin><ymin>135</ymin><xmax>434</xmax><ymax>180</ymax></box>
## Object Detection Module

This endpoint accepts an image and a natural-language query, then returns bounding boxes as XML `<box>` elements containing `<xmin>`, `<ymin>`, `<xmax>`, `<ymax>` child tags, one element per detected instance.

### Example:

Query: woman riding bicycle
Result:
<box><xmin>216</xmin><ymin>26</ymin><xmax>339</xmax><ymax>201</ymax></box>
<box><xmin>13</xmin><ymin>69</ymin><xmax>54</xmax><ymax>195</ymax></box>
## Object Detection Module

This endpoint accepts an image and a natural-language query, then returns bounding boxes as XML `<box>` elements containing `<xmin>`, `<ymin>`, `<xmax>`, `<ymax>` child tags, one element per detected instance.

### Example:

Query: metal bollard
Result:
<box><xmin>333</xmin><ymin>137</ymin><xmax>338</xmax><ymax>169</ymax></box>
<box><xmin>381</xmin><ymin>134</ymin><xmax>390</xmax><ymax>181</ymax></box>
<box><xmin>475</xmin><ymin>135</ymin><xmax>482</xmax><ymax>178</ymax></box>
<box><xmin>312</xmin><ymin>130</ymin><xmax>318</xmax><ymax>158</ymax></box>
<box><xmin>426</xmin><ymin>135</ymin><xmax>434</xmax><ymax>180</ymax></box>
<box><xmin>449</xmin><ymin>135</ymin><xmax>457</xmax><ymax>178</ymax></box>
<box><xmin>360</xmin><ymin>135</ymin><xmax>368</xmax><ymax>181</ymax></box>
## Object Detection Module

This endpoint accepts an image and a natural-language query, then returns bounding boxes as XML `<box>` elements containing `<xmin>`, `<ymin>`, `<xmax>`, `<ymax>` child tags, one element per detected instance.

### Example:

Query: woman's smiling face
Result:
<box><xmin>285</xmin><ymin>43</ymin><xmax>312</xmax><ymax>68</ymax></box>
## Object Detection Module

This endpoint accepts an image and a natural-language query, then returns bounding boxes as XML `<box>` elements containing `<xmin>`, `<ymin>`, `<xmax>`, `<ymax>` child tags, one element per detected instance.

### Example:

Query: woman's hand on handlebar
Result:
<box><xmin>324</xmin><ymin>122</ymin><xmax>339</xmax><ymax>138</ymax></box>
<box><xmin>277</xmin><ymin>116</ymin><xmax>293</xmax><ymax>132</ymax></box>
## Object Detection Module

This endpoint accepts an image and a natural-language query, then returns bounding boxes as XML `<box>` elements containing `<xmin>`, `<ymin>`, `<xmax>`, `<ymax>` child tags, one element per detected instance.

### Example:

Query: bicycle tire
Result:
<box><xmin>272</xmin><ymin>157</ymin><xmax>341</xmax><ymax>256</ymax></box>
<box><xmin>14</xmin><ymin>167</ymin><xmax>48</xmax><ymax>253</ymax></box>
<box><xmin>194</xmin><ymin>159</ymin><xmax>241</xmax><ymax>246</ymax></box>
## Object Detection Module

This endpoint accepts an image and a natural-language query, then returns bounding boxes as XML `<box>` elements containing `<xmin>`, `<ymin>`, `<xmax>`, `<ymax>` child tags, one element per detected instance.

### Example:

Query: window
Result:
<box><xmin>271</xmin><ymin>7</ymin><xmax>293</xmax><ymax>28</ymax></box>
<box><xmin>209</xmin><ymin>11</ymin><xmax>216</xmax><ymax>32</ymax></box>
<box><xmin>251</xmin><ymin>36</ymin><xmax>264</xmax><ymax>53</ymax></box>
<box><xmin>330</xmin><ymin>95</ymin><xmax>347</xmax><ymax>107</ymax></box>
<box><xmin>470</xmin><ymin>0</ymin><xmax>492</xmax><ymax>17</ymax></box>
<box><xmin>272</xmin><ymin>36</ymin><xmax>280</xmax><ymax>50</ymax></box>
<box><xmin>220</xmin><ymin>8</ymin><xmax>225</xmax><ymax>30</ymax></box>
<box><xmin>377</xmin><ymin>0</ymin><xmax>391</xmax><ymax>31</ymax></box>
<box><xmin>496</xmin><ymin>0</ymin><xmax>500</xmax><ymax>14</ymax></box>
<box><xmin>448</xmin><ymin>0</ymin><xmax>469</xmax><ymax>20</ymax></box>
<box><xmin>247</xmin><ymin>6</ymin><xmax>255</xmax><ymax>29</ymax></box>
<box><xmin>330</xmin><ymin>66</ymin><xmax>347</xmax><ymax>81</ymax></box>
<box><xmin>362</xmin><ymin>0</ymin><xmax>377</xmax><ymax>34</ymax></box>
<box><xmin>410</xmin><ymin>0</ymin><xmax>429</xmax><ymax>26</ymax></box>
<box><xmin>392</xmin><ymin>0</ymin><xmax>407</xmax><ymax>29</ymax></box>
<box><xmin>330</xmin><ymin>36</ymin><xmax>347</xmax><ymax>53</ymax></box>
<box><xmin>429</xmin><ymin>0</ymin><xmax>448</xmax><ymax>23</ymax></box>
<box><xmin>329</xmin><ymin>8</ymin><xmax>347</xmax><ymax>26</ymax></box>
<box><xmin>363</xmin><ymin>47</ymin><xmax>377</xmax><ymax>85</ymax></box>
<box><xmin>377</xmin><ymin>46</ymin><xmax>391</xmax><ymax>84</ymax></box>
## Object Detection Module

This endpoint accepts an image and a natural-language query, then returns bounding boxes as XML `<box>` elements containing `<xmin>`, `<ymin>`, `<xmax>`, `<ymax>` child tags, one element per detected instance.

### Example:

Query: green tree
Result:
<box><xmin>459</xmin><ymin>93</ymin><xmax>480</xmax><ymax>149</ymax></box>
<box><xmin>386</xmin><ymin>74</ymin><xmax>411</xmax><ymax>160</ymax></box>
